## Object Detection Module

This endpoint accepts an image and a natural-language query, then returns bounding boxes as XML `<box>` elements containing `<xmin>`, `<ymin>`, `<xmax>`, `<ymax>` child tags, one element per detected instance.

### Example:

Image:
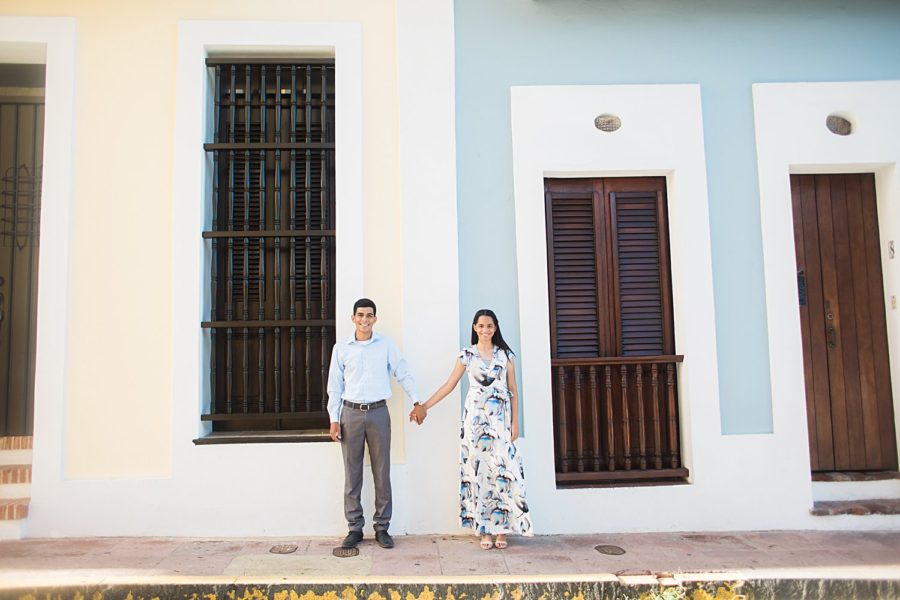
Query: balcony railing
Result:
<box><xmin>551</xmin><ymin>355</ymin><xmax>687</xmax><ymax>485</ymax></box>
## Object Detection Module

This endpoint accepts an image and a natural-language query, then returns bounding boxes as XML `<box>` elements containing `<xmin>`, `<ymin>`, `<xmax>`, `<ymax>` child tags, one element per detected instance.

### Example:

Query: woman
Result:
<box><xmin>410</xmin><ymin>309</ymin><xmax>532</xmax><ymax>549</ymax></box>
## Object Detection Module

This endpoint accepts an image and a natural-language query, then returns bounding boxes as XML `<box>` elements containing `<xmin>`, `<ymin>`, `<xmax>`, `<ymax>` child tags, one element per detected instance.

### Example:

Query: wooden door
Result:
<box><xmin>0</xmin><ymin>94</ymin><xmax>44</xmax><ymax>437</ymax></box>
<box><xmin>544</xmin><ymin>177</ymin><xmax>686</xmax><ymax>485</ymax></box>
<box><xmin>791</xmin><ymin>173</ymin><xmax>897</xmax><ymax>471</ymax></box>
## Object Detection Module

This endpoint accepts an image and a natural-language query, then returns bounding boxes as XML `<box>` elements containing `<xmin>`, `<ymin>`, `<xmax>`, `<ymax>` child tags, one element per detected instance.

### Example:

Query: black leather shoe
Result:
<box><xmin>375</xmin><ymin>530</ymin><xmax>394</xmax><ymax>549</ymax></box>
<box><xmin>342</xmin><ymin>530</ymin><xmax>363</xmax><ymax>549</ymax></box>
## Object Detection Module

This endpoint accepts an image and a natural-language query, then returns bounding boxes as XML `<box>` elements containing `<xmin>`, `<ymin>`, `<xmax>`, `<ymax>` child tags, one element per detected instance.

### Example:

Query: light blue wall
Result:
<box><xmin>454</xmin><ymin>0</ymin><xmax>900</xmax><ymax>434</ymax></box>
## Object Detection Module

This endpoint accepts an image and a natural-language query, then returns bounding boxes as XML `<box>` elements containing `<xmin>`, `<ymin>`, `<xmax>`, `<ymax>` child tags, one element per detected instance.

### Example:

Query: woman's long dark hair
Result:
<box><xmin>470</xmin><ymin>309</ymin><xmax>515</xmax><ymax>357</ymax></box>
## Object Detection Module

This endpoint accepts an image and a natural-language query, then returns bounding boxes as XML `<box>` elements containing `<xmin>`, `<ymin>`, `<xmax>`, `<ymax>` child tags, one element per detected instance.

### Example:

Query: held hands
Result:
<box><xmin>329</xmin><ymin>422</ymin><xmax>341</xmax><ymax>442</ymax></box>
<box><xmin>409</xmin><ymin>403</ymin><xmax>427</xmax><ymax>425</ymax></box>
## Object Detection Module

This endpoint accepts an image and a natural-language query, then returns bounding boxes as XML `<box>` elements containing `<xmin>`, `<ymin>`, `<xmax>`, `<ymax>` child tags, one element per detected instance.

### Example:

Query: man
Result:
<box><xmin>327</xmin><ymin>298</ymin><xmax>420</xmax><ymax>549</ymax></box>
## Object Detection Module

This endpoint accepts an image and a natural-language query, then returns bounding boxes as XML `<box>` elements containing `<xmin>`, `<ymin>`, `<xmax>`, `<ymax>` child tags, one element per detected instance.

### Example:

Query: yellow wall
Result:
<box><xmin>0</xmin><ymin>0</ymin><xmax>401</xmax><ymax>478</ymax></box>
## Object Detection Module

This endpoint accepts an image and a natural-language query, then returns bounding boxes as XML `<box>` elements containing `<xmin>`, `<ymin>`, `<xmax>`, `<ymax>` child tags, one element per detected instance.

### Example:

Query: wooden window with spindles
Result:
<box><xmin>545</xmin><ymin>177</ymin><xmax>687</xmax><ymax>485</ymax></box>
<box><xmin>197</xmin><ymin>59</ymin><xmax>335</xmax><ymax>443</ymax></box>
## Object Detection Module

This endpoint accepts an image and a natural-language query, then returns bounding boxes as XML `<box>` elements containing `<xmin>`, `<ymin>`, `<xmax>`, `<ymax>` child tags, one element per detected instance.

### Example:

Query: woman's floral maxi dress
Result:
<box><xmin>458</xmin><ymin>345</ymin><xmax>533</xmax><ymax>536</ymax></box>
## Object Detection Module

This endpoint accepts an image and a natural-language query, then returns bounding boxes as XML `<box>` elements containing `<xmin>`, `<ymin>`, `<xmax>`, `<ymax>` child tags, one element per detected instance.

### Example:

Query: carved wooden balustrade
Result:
<box><xmin>551</xmin><ymin>355</ymin><xmax>687</xmax><ymax>485</ymax></box>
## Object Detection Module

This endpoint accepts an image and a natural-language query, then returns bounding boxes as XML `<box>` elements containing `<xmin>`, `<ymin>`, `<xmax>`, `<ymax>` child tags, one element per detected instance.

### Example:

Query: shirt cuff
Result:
<box><xmin>328</xmin><ymin>405</ymin><xmax>341</xmax><ymax>423</ymax></box>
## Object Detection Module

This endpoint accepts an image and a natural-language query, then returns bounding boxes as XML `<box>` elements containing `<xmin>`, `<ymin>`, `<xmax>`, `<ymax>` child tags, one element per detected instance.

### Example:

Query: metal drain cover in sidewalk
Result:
<box><xmin>595</xmin><ymin>544</ymin><xmax>626</xmax><ymax>555</ymax></box>
<box><xmin>332</xmin><ymin>546</ymin><xmax>360</xmax><ymax>558</ymax></box>
<box><xmin>269</xmin><ymin>544</ymin><xmax>298</xmax><ymax>554</ymax></box>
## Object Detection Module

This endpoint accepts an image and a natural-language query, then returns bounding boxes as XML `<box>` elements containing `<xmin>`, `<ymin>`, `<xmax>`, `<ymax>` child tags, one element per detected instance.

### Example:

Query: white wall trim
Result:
<box><xmin>27</xmin><ymin>19</ymin><xmax>366</xmax><ymax>537</ymax></box>
<box><xmin>754</xmin><ymin>81</ymin><xmax>900</xmax><ymax>478</ymax></box>
<box><xmin>170</xmin><ymin>20</ymin><xmax>364</xmax><ymax>449</ymax></box>
<box><xmin>508</xmin><ymin>84</ymin><xmax>832</xmax><ymax>532</ymax></box>
<box><xmin>395</xmin><ymin>0</ymin><xmax>462</xmax><ymax>533</ymax></box>
<box><xmin>166</xmin><ymin>20</ymin><xmax>365</xmax><ymax>530</ymax></box>
<box><xmin>25</xmin><ymin>11</ymin><xmax>466</xmax><ymax>536</ymax></box>
<box><xmin>0</xmin><ymin>17</ymin><xmax>78</xmax><ymax>536</ymax></box>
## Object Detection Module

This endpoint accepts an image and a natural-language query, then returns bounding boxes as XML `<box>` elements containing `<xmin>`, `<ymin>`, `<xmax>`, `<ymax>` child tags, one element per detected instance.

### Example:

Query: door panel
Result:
<box><xmin>0</xmin><ymin>96</ymin><xmax>43</xmax><ymax>437</ymax></box>
<box><xmin>793</xmin><ymin>176</ymin><xmax>832</xmax><ymax>470</ymax></box>
<box><xmin>816</xmin><ymin>175</ymin><xmax>852</xmax><ymax>468</ymax></box>
<box><xmin>791</xmin><ymin>173</ymin><xmax>897</xmax><ymax>471</ymax></box>
<box><xmin>844</xmin><ymin>175</ymin><xmax>876</xmax><ymax>466</ymax></box>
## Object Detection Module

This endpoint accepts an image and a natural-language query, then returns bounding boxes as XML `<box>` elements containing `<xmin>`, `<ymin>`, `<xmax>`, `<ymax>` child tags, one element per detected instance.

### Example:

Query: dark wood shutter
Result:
<box><xmin>545</xmin><ymin>177</ymin><xmax>684</xmax><ymax>485</ymax></box>
<box><xmin>545</xmin><ymin>177</ymin><xmax>674</xmax><ymax>359</ymax></box>
<box><xmin>610</xmin><ymin>186</ymin><xmax>673</xmax><ymax>356</ymax></box>
<box><xmin>546</xmin><ymin>187</ymin><xmax>601</xmax><ymax>358</ymax></box>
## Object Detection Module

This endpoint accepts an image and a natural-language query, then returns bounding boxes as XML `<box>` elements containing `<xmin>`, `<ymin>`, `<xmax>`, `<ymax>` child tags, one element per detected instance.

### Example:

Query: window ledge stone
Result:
<box><xmin>193</xmin><ymin>430</ymin><xmax>331</xmax><ymax>445</ymax></box>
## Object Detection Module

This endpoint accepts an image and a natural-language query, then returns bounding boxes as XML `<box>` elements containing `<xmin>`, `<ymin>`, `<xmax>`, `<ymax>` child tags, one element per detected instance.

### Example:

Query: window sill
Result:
<box><xmin>192</xmin><ymin>430</ymin><xmax>331</xmax><ymax>445</ymax></box>
<box><xmin>556</xmin><ymin>467</ymin><xmax>690</xmax><ymax>488</ymax></box>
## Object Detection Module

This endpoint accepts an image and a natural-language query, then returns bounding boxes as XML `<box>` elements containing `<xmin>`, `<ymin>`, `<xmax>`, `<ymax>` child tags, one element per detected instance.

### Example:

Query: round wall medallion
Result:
<box><xmin>826</xmin><ymin>114</ymin><xmax>852</xmax><ymax>136</ymax></box>
<box><xmin>594</xmin><ymin>114</ymin><xmax>622</xmax><ymax>132</ymax></box>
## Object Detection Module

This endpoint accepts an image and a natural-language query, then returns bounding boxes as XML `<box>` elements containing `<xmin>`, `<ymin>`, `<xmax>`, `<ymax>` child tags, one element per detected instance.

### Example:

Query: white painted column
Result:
<box><xmin>0</xmin><ymin>17</ymin><xmax>78</xmax><ymax>536</ymax></box>
<box><xmin>396</xmin><ymin>0</ymin><xmax>462</xmax><ymax>533</ymax></box>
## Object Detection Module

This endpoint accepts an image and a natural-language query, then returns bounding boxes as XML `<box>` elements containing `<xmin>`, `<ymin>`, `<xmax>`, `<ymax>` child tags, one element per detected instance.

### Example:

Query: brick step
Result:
<box><xmin>811</xmin><ymin>498</ymin><xmax>900</xmax><ymax>516</ymax></box>
<box><xmin>0</xmin><ymin>436</ymin><xmax>32</xmax><ymax>450</ymax></box>
<box><xmin>0</xmin><ymin>498</ymin><xmax>29</xmax><ymax>521</ymax></box>
<box><xmin>0</xmin><ymin>464</ymin><xmax>31</xmax><ymax>484</ymax></box>
<box><xmin>812</xmin><ymin>470</ymin><xmax>900</xmax><ymax>482</ymax></box>
<box><xmin>811</xmin><ymin>473</ymin><xmax>900</xmax><ymax>503</ymax></box>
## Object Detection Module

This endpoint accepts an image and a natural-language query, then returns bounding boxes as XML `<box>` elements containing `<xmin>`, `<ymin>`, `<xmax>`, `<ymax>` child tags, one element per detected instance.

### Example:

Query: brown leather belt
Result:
<box><xmin>343</xmin><ymin>399</ymin><xmax>387</xmax><ymax>411</ymax></box>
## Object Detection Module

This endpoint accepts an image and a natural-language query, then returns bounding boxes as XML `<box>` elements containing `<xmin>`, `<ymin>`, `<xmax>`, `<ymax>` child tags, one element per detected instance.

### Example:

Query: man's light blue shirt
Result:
<box><xmin>326</xmin><ymin>332</ymin><xmax>419</xmax><ymax>423</ymax></box>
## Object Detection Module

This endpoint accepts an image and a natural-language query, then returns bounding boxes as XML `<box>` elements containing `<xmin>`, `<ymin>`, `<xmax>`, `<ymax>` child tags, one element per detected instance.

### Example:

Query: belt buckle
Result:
<box><xmin>359</xmin><ymin>402</ymin><xmax>370</xmax><ymax>412</ymax></box>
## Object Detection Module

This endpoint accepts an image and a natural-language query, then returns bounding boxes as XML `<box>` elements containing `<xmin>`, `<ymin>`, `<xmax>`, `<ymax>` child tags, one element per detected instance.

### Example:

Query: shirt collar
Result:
<box><xmin>344</xmin><ymin>332</ymin><xmax>381</xmax><ymax>345</ymax></box>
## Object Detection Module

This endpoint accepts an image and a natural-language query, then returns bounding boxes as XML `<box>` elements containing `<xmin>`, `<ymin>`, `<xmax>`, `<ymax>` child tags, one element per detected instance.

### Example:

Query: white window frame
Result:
<box><xmin>0</xmin><ymin>15</ymin><xmax>78</xmax><ymax>495</ymax></box>
<box><xmin>509</xmin><ymin>84</ymin><xmax>722</xmax><ymax>529</ymax></box>
<box><xmin>753</xmin><ymin>80</ymin><xmax>900</xmax><ymax>476</ymax></box>
<box><xmin>172</xmin><ymin>21</ymin><xmax>364</xmax><ymax>442</ymax></box>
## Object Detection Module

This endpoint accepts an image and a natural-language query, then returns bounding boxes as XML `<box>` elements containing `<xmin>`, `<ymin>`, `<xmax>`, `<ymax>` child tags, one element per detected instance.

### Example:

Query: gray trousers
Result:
<box><xmin>340</xmin><ymin>403</ymin><xmax>392</xmax><ymax>532</ymax></box>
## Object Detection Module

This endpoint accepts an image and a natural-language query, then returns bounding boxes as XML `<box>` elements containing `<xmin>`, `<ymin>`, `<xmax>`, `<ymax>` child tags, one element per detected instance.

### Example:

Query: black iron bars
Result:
<box><xmin>202</xmin><ymin>59</ymin><xmax>336</xmax><ymax>433</ymax></box>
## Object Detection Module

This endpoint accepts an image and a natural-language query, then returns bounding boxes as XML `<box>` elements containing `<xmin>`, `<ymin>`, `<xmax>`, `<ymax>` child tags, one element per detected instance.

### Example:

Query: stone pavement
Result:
<box><xmin>0</xmin><ymin>530</ymin><xmax>898</xmax><ymax>598</ymax></box>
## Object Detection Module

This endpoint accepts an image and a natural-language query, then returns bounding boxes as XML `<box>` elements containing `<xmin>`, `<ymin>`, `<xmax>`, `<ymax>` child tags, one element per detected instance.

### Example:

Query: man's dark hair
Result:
<box><xmin>353</xmin><ymin>298</ymin><xmax>377</xmax><ymax>315</ymax></box>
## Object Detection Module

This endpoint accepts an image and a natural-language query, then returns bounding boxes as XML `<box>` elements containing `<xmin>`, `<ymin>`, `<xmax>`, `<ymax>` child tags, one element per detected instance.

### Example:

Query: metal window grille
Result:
<box><xmin>201</xmin><ymin>59</ymin><xmax>336</xmax><ymax>436</ymax></box>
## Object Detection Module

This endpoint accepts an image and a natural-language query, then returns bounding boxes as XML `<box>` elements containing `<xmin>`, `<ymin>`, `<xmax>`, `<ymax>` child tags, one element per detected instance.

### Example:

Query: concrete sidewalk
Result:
<box><xmin>0</xmin><ymin>530</ymin><xmax>898</xmax><ymax>598</ymax></box>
